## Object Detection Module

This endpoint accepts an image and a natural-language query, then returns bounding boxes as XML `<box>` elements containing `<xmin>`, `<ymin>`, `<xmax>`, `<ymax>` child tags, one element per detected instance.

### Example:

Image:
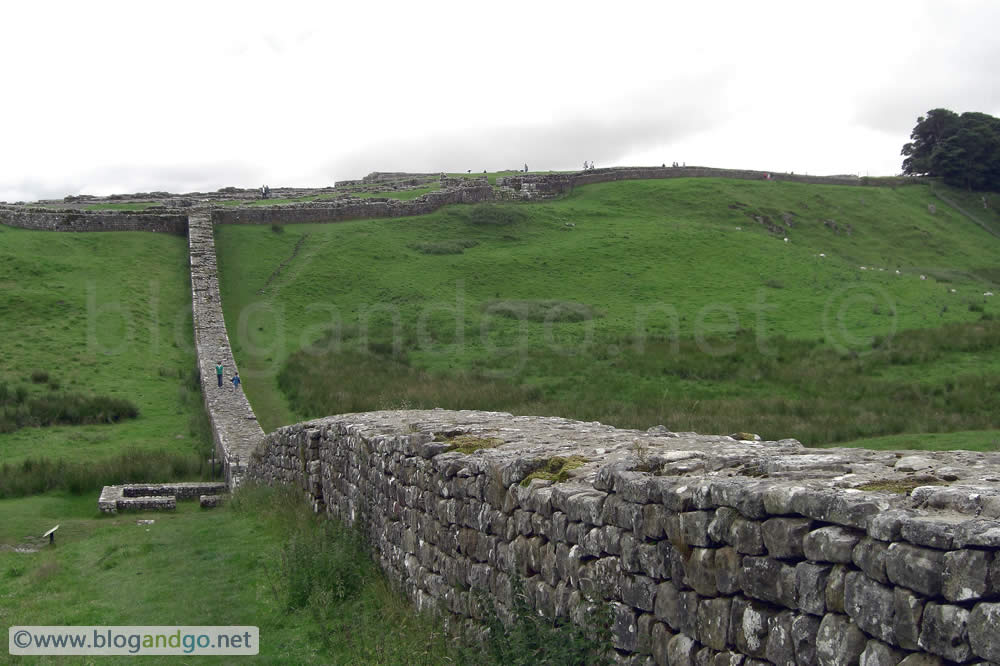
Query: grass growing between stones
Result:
<box><xmin>216</xmin><ymin>177</ymin><xmax>1000</xmax><ymax>447</ymax></box>
<box><xmin>0</xmin><ymin>226</ymin><xmax>213</xmax><ymax>482</ymax></box>
<box><xmin>0</xmin><ymin>485</ymin><xmax>612</xmax><ymax>664</ymax></box>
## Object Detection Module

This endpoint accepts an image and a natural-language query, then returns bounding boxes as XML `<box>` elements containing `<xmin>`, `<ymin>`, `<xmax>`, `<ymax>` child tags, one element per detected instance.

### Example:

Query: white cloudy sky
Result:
<box><xmin>2</xmin><ymin>0</ymin><xmax>998</xmax><ymax>202</ymax></box>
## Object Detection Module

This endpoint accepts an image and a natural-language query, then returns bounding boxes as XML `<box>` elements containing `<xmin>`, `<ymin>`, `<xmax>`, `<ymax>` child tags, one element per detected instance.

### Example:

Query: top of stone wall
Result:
<box><xmin>281</xmin><ymin>409</ymin><xmax>1000</xmax><ymax>548</ymax></box>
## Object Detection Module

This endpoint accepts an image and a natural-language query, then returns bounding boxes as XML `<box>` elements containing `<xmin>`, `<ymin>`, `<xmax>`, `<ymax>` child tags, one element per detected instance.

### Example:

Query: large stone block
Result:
<box><xmin>741</xmin><ymin>557</ymin><xmax>797</xmax><ymax>608</ymax></box>
<box><xmin>667</xmin><ymin>633</ymin><xmax>700</xmax><ymax>666</ymax></box>
<box><xmin>917</xmin><ymin>602</ymin><xmax>972</xmax><ymax>663</ymax></box>
<box><xmin>804</xmin><ymin>526</ymin><xmax>862</xmax><ymax>563</ymax></box>
<box><xmin>791</xmin><ymin>614</ymin><xmax>821</xmax><ymax>666</ymax></box>
<box><xmin>654</xmin><ymin>579</ymin><xmax>698</xmax><ymax>636</ymax></box>
<box><xmin>943</xmin><ymin>549</ymin><xmax>995</xmax><ymax>602</ymax></box>
<box><xmin>797</xmin><ymin>562</ymin><xmax>832</xmax><ymax>615</ymax></box>
<box><xmin>765</xmin><ymin>610</ymin><xmax>796</xmax><ymax>666</ymax></box>
<box><xmin>844</xmin><ymin>571</ymin><xmax>896</xmax><ymax>644</ymax></box>
<box><xmin>681</xmin><ymin>510</ymin><xmax>717</xmax><ymax>547</ymax></box>
<box><xmin>853</xmin><ymin>537</ymin><xmax>890</xmax><ymax>584</ymax></box>
<box><xmin>729</xmin><ymin>517</ymin><xmax>766</xmax><ymax>555</ymax></box>
<box><xmin>859</xmin><ymin>639</ymin><xmax>905</xmax><ymax>666</ymax></box>
<box><xmin>885</xmin><ymin>542</ymin><xmax>946</xmax><ymax>598</ymax></box>
<box><xmin>893</xmin><ymin>587</ymin><xmax>925</xmax><ymax>652</ymax></box>
<box><xmin>815</xmin><ymin>613</ymin><xmax>867</xmax><ymax>666</ymax></box>
<box><xmin>730</xmin><ymin>596</ymin><xmax>775</xmax><ymax>659</ymax></box>
<box><xmin>687</xmin><ymin>548</ymin><xmax>719</xmax><ymax>597</ymax></box>
<box><xmin>968</xmin><ymin>601</ymin><xmax>1000</xmax><ymax>662</ymax></box>
<box><xmin>715</xmin><ymin>547</ymin><xmax>743</xmax><ymax>595</ymax></box>
<box><xmin>651</xmin><ymin>621</ymin><xmax>676</xmax><ymax>666</ymax></box>
<box><xmin>762</xmin><ymin>517</ymin><xmax>812</xmax><ymax>559</ymax></box>
<box><xmin>697</xmin><ymin>596</ymin><xmax>732</xmax><ymax>650</ymax></box>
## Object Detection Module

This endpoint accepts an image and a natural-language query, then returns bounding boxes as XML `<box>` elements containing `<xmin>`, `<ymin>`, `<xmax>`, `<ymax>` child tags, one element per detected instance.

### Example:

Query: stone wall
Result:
<box><xmin>0</xmin><ymin>206</ymin><xmax>188</xmax><ymax>233</ymax></box>
<box><xmin>497</xmin><ymin>166</ymin><xmax>862</xmax><ymax>199</ymax></box>
<box><xmin>249</xmin><ymin>409</ymin><xmax>1000</xmax><ymax>664</ymax></box>
<box><xmin>188</xmin><ymin>213</ymin><xmax>264</xmax><ymax>485</ymax></box>
<box><xmin>210</xmin><ymin>184</ymin><xmax>494</xmax><ymax>225</ymax></box>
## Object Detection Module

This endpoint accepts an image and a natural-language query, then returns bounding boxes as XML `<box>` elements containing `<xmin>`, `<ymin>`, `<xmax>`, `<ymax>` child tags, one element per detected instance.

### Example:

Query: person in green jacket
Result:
<box><xmin>215</xmin><ymin>362</ymin><xmax>224</xmax><ymax>388</ymax></box>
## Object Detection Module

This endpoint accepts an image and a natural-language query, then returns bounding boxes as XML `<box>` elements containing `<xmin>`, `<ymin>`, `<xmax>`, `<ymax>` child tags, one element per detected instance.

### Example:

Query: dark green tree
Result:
<box><xmin>901</xmin><ymin>108</ymin><xmax>959</xmax><ymax>176</ymax></box>
<box><xmin>902</xmin><ymin>109</ymin><xmax>1000</xmax><ymax>190</ymax></box>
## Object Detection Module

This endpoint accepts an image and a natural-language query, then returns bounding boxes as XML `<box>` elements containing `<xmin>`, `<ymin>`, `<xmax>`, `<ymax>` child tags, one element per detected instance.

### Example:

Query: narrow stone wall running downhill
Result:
<box><xmin>250</xmin><ymin>409</ymin><xmax>1000</xmax><ymax>664</ymax></box>
<box><xmin>188</xmin><ymin>213</ymin><xmax>263</xmax><ymax>485</ymax></box>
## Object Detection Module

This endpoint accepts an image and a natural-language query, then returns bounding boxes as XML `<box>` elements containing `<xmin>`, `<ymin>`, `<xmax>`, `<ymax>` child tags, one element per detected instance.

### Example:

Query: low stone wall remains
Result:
<box><xmin>249</xmin><ymin>409</ymin><xmax>1000</xmax><ymax>664</ymax></box>
<box><xmin>98</xmin><ymin>482</ymin><xmax>227</xmax><ymax>513</ymax></box>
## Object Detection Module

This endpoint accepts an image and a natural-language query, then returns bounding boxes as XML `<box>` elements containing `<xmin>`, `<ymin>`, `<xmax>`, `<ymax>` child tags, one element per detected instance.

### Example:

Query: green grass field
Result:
<box><xmin>0</xmin><ymin>226</ymin><xmax>211</xmax><ymax>494</ymax></box>
<box><xmin>215</xmin><ymin>177</ymin><xmax>1000</xmax><ymax>446</ymax></box>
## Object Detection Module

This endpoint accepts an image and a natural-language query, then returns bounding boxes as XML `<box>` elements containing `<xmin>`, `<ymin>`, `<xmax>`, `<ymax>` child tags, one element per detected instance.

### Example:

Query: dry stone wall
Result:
<box><xmin>188</xmin><ymin>213</ymin><xmax>264</xmax><ymax>485</ymax></box>
<box><xmin>0</xmin><ymin>206</ymin><xmax>188</xmax><ymax>233</ymax></box>
<box><xmin>249</xmin><ymin>409</ymin><xmax>1000</xmax><ymax>665</ymax></box>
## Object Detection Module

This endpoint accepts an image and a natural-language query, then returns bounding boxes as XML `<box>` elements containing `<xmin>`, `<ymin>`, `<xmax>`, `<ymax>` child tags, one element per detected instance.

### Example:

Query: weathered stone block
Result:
<box><xmin>712</xmin><ymin>651</ymin><xmax>747</xmax><ymax>666</ymax></box>
<box><xmin>637</xmin><ymin>612</ymin><xmax>656</xmax><ymax>655</ymax></box>
<box><xmin>791</xmin><ymin>614</ymin><xmax>821</xmax><ymax>666</ymax></box>
<box><xmin>797</xmin><ymin>562</ymin><xmax>832</xmax><ymax>615</ymax></box>
<box><xmin>968</xmin><ymin>602</ymin><xmax>1000</xmax><ymax>662</ymax></box>
<box><xmin>715</xmin><ymin>547</ymin><xmax>743</xmax><ymax>595</ymax></box>
<box><xmin>859</xmin><ymin>639</ymin><xmax>905</xmax><ymax>666</ymax></box>
<box><xmin>917</xmin><ymin>602</ymin><xmax>971</xmax><ymax>663</ymax></box>
<box><xmin>730</xmin><ymin>596</ymin><xmax>774</xmax><ymax>659</ymax></box>
<box><xmin>729</xmin><ymin>517</ymin><xmax>766</xmax><ymax>555</ymax></box>
<box><xmin>613</xmin><ymin>602</ymin><xmax>639</xmax><ymax>652</ymax></box>
<box><xmin>687</xmin><ymin>548</ymin><xmax>719</xmax><ymax>597</ymax></box>
<box><xmin>885</xmin><ymin>542</ymin><xmax>946</xmax><ymax>598</ymax></box>
<box><xmin>651</xmin><ymin>621</ymin><xmax>675</xmax><ymax>666</ymax></box>
<box><xmin>681</xmin><ymin>510</ymin><xmax>717</xmax><ymax>547</ymax></box>
<box><xmin>709</xmin><ymin>507</ymin><xmax>739</xmax><ymax>544</ymax></box>
<box><xmin>622</xmin><ymin>574</ymin><xmax>658</xmax><ymax>612</ymax></box>
<box><xmin>762</xmin><ymin>517</ymin><xmax>811</xmax><ymax>559</ymax></box>
<box><xmin>943</xmin><ymin>549</ymin><xmax>994</xmax><ymax>602</ymax></box>
<box><xmin>815</xmin><ymin>613</ymin><xmax>867</xmax><ymax>666</ymax></box>
<box><xmin>667</xmin><ymin>633</ymin><xmax>699</xmax><ymax>666</ymax></box>
<box><xmin>765</xmin><ymin>610</ymin><xmax>796</xmax><ymax>666</ymax></box>
<box><xmin>697</xmin><ymin>596</ymin><xmax>731</xmax><ymax>650</ymax></box>
<box><xmin>825</xmin><ymin>565</ymin><xmax>849</xmax><ymax>614</ymax></box>
<box><xmin>654</xmin><ymin>579</ymin><xmax>698</xmax><ymax>635</ymax></box>
<box><xmin>853</xmin><ymin>537</ymin><xmax>890</xmax><ymax>584</ymax></box>
<box><xmin>804</xmin><ymin>526</ymin><xmax>862</xmax><ymax>563</ymax></box>
<box><xmin>893</xmin><ymin>586</ymin><xmax>925</xmax><ymax>652</ymax></box>
<box><xmin>741</xmin><ymin>556</ymin><xmax>797</xmax><ymax>608</ymax></box>
<box><xmin>844</xmin><ymin>571</ymin><xmax>896</xmax><ymax>644</ymax></box>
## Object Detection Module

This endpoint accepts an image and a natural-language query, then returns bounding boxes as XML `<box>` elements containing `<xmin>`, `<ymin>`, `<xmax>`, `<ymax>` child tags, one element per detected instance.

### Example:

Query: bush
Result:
<box><xmin>271</xmin><ymin>224</ymin><xmax>284</xmax><ymax>233</ymax></box>
<box><xmin>409</xmin><ymin>239</ymin><xmax>479</xmax><ymax>255</ymax></box>
<box><xmin>466</xmin><ymin>204</ymin><xmax>527</xmax><ymax>226</ymax></box>
<box><xmin>30</xmin><ymin>370</ymin><xmax>49</xmax><ymax>384</ymax></box>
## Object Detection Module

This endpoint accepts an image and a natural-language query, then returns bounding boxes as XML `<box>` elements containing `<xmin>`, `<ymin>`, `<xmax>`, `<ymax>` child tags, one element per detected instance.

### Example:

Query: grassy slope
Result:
<box><xmin>215</xmin><ymin>178</ymin><xmax>1000</xmax><ymax>444</ymax></box>
<box><xmin>0</xmin><ymin>491</ymin><xmax>460</xmax><ymax>665</ymax></box>
<box><xmin>0</xmin><ymin>226</ymin><xmax>204</xmax><ymax>466</ymax></box>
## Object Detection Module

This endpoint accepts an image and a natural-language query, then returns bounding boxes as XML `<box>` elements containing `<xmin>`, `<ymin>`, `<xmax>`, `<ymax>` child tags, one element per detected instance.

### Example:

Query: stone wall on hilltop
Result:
<box><xmin>249</xmin><ymin>409</ymin><xmax>1000</xmax><ymax>664</ymax></box>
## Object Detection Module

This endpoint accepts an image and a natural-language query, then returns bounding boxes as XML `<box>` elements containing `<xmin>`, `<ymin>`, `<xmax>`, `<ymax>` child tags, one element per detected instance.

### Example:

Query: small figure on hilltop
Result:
<box><xmin>215</xmin><ymin>361</ymin><xmax>224</xmax><ymax>388</ymax></box>
<box><xmin>231</xmin><ymin>371</ymin><xmax>241</xmax><ymax>391</ymax></box>
<box><xmin>260</xmin><ymin>185</ymin><xmax>270</xmax><ymax>199</ymax></box>
<box><xmin>524</xmin><ymin>163</ymin><xmax>529</xmax><ymax>173</ymax></box>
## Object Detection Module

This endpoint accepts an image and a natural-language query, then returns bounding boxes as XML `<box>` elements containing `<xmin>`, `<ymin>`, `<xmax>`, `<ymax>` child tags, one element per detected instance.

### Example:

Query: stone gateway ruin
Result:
<box><xmin>4</xmin><ymin>166</ymin><xmax>1000</xmax><ymax>664</ymax></box>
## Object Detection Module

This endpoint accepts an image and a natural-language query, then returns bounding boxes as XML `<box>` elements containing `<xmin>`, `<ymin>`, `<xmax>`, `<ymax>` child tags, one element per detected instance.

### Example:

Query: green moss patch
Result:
<box><xmin>521</xmin><ymin>455</ymin><xmax>588</xmax><ymax>486</ymax></box>
<box><xmin>855</xmin><ymin>479</ymin><xmax>947</xmax><ymax>495</ymax></box>
<box><xmin>438</xmin><ymin>434</ymin><xmax>504</xmax><ymax>454</ymax></box>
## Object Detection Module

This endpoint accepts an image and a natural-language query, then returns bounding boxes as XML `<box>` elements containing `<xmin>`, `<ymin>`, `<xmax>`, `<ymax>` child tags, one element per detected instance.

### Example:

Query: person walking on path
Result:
<box><xmin>215</xmin><ymin>362</ymin><xmax>224</xmax><ymax>388</ymax></box>
<box><xmin>231</xmin><ymin>372</ymin><xmax>241</xmax><ymax>391</ymax></box>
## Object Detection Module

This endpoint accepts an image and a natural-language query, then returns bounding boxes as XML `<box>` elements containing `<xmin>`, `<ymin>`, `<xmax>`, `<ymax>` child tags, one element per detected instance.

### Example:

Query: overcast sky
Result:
<box><xmin>2</xmin><ymin>0</ymin><xmax>998</xmax><ymax>202</ymax></box>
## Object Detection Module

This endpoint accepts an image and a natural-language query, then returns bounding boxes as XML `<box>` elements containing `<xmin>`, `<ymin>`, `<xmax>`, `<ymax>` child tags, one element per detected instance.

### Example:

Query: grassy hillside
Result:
<box><xmin>0</xmin><ymin>226</ymin><xmax>211</xmax><ymax>497</ymax></box>
<box><xmin>215</xmin><ymin>178</ymin><xmax>1000</xmax><ymax>446</ymax></box>
<box><xmin>0</xmin><ymin>487</ymin><xmax>605</xmax><ymax>664</ymax></box>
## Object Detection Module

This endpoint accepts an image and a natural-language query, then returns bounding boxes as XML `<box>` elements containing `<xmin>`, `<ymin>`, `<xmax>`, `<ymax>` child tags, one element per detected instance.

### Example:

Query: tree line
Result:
<box><xmin>902</xmin><ymin>108</ymin><xmax>1000</xmax><ymax>190</ymax></box>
